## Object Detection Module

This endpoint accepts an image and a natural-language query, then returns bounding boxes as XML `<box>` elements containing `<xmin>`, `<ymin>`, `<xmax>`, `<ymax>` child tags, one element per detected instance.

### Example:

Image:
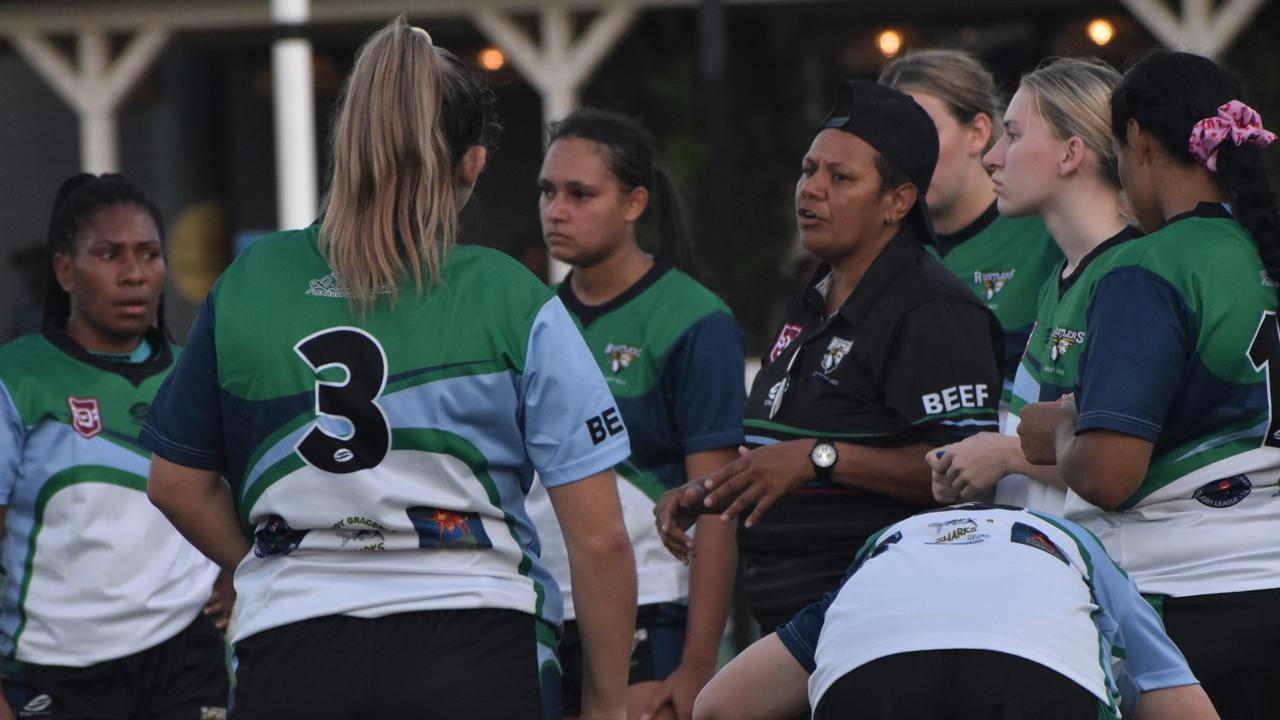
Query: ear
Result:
<box><xmin>1125</xmin><ymin>119</ymin><xmax>1151</xmax><ymax>166</ymax></box>
<box><xmin>884</xmin><ymin>183</ymin><xmax>919</xmax><ymax>225</ymax></box>
<box><xmin>52</xmin><ymin>253</ymin><xmax>75</xmax><ymax>294</ymax></box>
<box><xmin>967</xmin><ymin>113</ymin><xmax>993</xmax><ymax>157</ymax></box>
<box><xmin>623</xmin><ymin>185</ymin><xmax>649</xmax><ymax>224</ymax></box>
<box><xmin>1059</xmin><ymin>136</ymin><xmax>1087</xmax><ymax>177</ymax></box>
<box><xmin>458</xmin><ymin>145</ymin><xmax>488</xmax><ymax>190</ymax></box>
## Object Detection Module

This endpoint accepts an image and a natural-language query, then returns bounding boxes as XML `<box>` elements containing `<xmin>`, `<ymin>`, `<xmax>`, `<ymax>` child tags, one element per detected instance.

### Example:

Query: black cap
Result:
<box><xmin>820</xmin><ymin>79</ymin><xmax>939</xmax><ymax>243</ymax></box>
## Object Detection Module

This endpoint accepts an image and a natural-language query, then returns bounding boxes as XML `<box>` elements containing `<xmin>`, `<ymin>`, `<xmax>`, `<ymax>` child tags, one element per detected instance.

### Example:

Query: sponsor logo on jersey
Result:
<box><xmin>926</xmin><ymin>518</ymin><xmax>989</xmax><ymax>545</ymax></box>
<box><xmin>920</xmin><ymin>384</ymin><xmax>989</xmax><ymax>415</ymax></box>
<box><xmin>1048</xmin><ymin>327</ymin><xmax>1086</xmax><ymax>362</ymax></box>
<box><xmin>406</xmin><ymin>506</ymin><xmax>493</xmax><ymax>548</ymax></box>
<box><xmin>768</xmin><ymin>323</ymin><xmax>803</xmax><ymax>363</ymax></box>
<box><xmin>586</xmin><ymin>406</ymin><xmax>625</xmax><ymax>444</ymax></box>
<box><xmin>973</xmin><ymin>269</ymin><xmax>1015</xmax><ymax>301</ymax></box>
<box><xmin>820</xmin><ymin>337</ymin><xmax>853</xmax><ymax>374</ymax></box>
<box><xmin>764</xmin><ymin>379</ymin><xmax>786</xmax><ymax>408</ymax></box>
<box><xmin>331</xmin><ymin>515</ymin><xmax>388</xmax><ymax>551</ymax></box>
<box><xmin>18</xmin><ymin>693</ymin><xmax>52</xmax><ymax>717</ymax></box>
<box><xmin>253</xmin><ymin>515</ymin><xmax>309</xmax><ymax>557</ymax></box>
<box><xmin>65</xmin><ymin>397</ymin><xmax>102</xmax><ymax>439</ymax></box>
<box><xmin>305</xmin><ymin>273</ymin><xmax>391</xmax><ymax>298</ymax></box>
<box><xmin>1010</xmin><ymin>522</ymin><xmax>1069</xmax><ymax>564</ymax></box>
<box><xmin>128</xmin><ymin>401</ymin><xmax>151</xmax><ymax>423</ymax></box>
<box><xmin>605</xmin><ymin>343</ymin><xmax>641</xmax><ymax>373</ymax></box>
<box><xmin>1192</xmin><ymin>475</ymin><xmax>1252</xmax><ymax>508</ymax></box>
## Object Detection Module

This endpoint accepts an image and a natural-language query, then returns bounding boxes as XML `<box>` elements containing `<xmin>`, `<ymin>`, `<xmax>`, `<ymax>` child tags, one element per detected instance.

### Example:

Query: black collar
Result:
<box><xmin>800</xmin><ymin>228</ymin><xmax>928</xmax><ymax>327</ymax></box>
<box><xmin>1163</xmin><ymin>201</ymin><xmax>1233</xmax><ymax>227</ymax></box>
<box><xmin>41</xmin><ymin>324</ymin><xmax>174</xmax><ymax>386</ymax></box>
<box><xmin>1058</xmin><ymin>225</ymin><xmax>1142</xmax><ymax>297</ymax></box>
<box><xmin>558</xmin><ymin>262</ymin><xmax>671</xmax><ymax>328</ymax></box>
<box><xmin>934</xmin><ymin>201</ymin><xmax>1000</xmax><ymax>258</ymax></box>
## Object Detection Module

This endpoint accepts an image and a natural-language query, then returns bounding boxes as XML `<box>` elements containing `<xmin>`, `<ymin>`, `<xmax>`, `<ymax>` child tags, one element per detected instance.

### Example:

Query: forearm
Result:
<box><xmin>148</xmin><ymin>456</ymin><xmax>249</xmax><ymax>573</ymax></box>
<box><xmin>569</xmin><ymin>534</ymin><xmax>637</xmax><ymax>719</ymax></box>
<box><xmin>682</xmin><ymin>515</ymin><xmax>736</xmax><ymax>670</ymax></box>
<box><xmin>997</xmin><ymin>436</ymin><xmax>1065</xmax><ymax>488</ymax></box>
<box><xmin>831</xmin><ymin>442</ymin><xmax>937</xmax><ymax>504</ymax></box>
<box><xmin>1054</xmin><ymin>423</ymin><xmax>1150</xmax><ymax>511</ymax></box>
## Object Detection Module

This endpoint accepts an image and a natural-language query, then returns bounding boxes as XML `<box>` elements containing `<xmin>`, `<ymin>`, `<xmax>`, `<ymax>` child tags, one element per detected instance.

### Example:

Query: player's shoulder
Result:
<box><xmin>212</xmin><ymin>226</ymin><xmax>323</xmax><ymax>301</ymax></box>
<box><xmin>441</xmin><ymin>245</ymin><xmax>555</xmax><ymax>312</ymax></box>
<box><xmin>0</xmin><ymin>333</ymin><xmax>60</xmax><ymax>383</ymax></box>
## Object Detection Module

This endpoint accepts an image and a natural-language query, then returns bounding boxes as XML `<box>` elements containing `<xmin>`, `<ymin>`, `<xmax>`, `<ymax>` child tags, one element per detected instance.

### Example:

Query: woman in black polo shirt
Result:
<box><xmin>657</xmin><ymin>80</ymin><xmax>1003</xmax><ymax>630</ymax></box>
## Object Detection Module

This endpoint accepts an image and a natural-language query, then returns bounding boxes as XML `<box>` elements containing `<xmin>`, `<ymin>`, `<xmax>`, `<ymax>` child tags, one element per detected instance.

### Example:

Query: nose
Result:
<box><xmin>542</xmin><ymin>191</ymin><xmax>567</xmax><ymax>223</ymax></box>
<box><xmin>797</xmin><ymin>172</ymin><xmax>826</xmax><ymax>201</ymax></box>
<box><xmin>982</xmin><ymin>136</ymin><xmax>1005</xmax><ymax>172</ymax></box>
<box><xmin>120</xmin><ymin>250</ymin><xmax>146</xmax><ymax>284</ymax></box>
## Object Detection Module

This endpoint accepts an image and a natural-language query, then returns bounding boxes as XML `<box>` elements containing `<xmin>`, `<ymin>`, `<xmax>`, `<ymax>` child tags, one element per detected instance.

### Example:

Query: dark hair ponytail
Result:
<box><xmin>1111</xmin><ymin>50</ymin><xmax>1280</xmax><ymax>280</ymax></box>
<box><xmin>43</xmin><ymin>172</ymin><xmax>171</xmax><ymax>339</ymax></box>
<box><xmin>546</xmin><ymin>107</ymin><xmax>700</xmax><ymax>279</ymax></box>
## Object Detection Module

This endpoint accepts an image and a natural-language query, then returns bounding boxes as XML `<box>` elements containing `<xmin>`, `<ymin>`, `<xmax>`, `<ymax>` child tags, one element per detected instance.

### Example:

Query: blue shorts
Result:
<box><xmin>558</xmin><ymin>602</ymin><xmax>687</xmax><ymax>715</ymax></box>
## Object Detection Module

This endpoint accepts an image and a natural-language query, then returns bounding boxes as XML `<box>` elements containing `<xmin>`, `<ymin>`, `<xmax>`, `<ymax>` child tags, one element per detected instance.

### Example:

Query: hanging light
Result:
<box><xmin>478</xmin><ymin>47</ymin><xmax>506</xmax><ymax>71</ymax></box>
<box><xmin>876</xmin><ymin>29</ymin><xmax>903</xmax><ymax>58</ymax></box>
<box><xmin>1087</xmin><ymin>19</ymin><xmax>1114</xmax><ymax>46</ymax></box>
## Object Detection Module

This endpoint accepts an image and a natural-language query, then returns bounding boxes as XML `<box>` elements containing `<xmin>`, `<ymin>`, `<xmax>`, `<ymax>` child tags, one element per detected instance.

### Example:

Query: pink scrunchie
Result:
<box><xmin>1188</xmin><ymin>100</ymin><xmax>1277</xmax><ymax>172</ymax></box>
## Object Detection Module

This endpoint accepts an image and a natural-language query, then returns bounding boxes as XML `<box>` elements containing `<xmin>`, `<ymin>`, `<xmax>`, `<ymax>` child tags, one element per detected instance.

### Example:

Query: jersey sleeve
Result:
<box><xmin>1075</xmin><ymin>267</ymin><xmax>1192</xmax><ymax>441</ymax></box>
<box><xmin>0</xmin><ymin>380</ymin><xmax>23</xmax><ymax>504</ymax></box>
<box><xmin>520</xmin><ymin>297</ymin><xmax>632</xmax><ymax>487</ymax></box>
<box><xmin>662</xmin><ymin>312</ymin><xmax>746</xmax><ymax>454</ymax></box>
<box><xmin>1065</xmin><ymin>518</ymin><xmax>1197</xmax><ymax>713</ymax></box>
<box><xmin>139</xmin><ymin>295</ymin><xmax>226</xmax><ymax>470</ymax></box>
<box><xmin>883</xmin><ymin>301</ymin><xmax>1002</xmax><ymax>440</ymax></box>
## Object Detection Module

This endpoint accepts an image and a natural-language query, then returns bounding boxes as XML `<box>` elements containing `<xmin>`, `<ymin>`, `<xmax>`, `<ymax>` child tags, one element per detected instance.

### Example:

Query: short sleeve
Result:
<box><xmin>883</xmin><ymin>301</ymin><xmax>1002</xmax><ymax>438</ymax></box>
<box><xmin>1066</xmin><ymin>518</ymin><xmax>1197</xmax><ymax>714</ymax></box>
<box><xmin>0</xmin><ymin>381</ymin><xmax>24</xmax><ymax>504</ymax></box>
<box><xmin>662</xmin><ymin>312</ymin><xmax>746</xmax><ymax>453</ymax></box>
<box><xmin>1075</xmin><ymin>267</ymin><xmax>1191</xmax><ymax>441</ymax></box>
<box><xmin>139</xmin><ymin>295</ymin><xmax>226</xmax><ymax>470</ymax></box>
<box><xmin>521</xmin><ymin>297</ymin><xmax>632</xmax><ymax>487</ymax></box>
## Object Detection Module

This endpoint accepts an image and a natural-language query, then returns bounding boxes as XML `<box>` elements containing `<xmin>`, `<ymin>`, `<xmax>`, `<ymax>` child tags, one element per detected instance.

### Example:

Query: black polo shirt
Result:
<box><xmin>738</xmin><ymin>229</ymin><xmax>1003</xmax><ymax>629</ymax></box>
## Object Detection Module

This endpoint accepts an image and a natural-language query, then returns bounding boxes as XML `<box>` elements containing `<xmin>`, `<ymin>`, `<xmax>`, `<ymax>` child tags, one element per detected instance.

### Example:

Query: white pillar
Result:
<box><xmin>470</xmin><ymin>4</ymin><xmax>639</xmax><ymax>281</ymax></box>
<box><xmin>271</xmin><ymin>0</ymin><xmax>318</xmax><ymax>230</ymax></box>
<box><xmin>1117</xmin><ymin>0</ymin><xmax>1269</xmax><ymax>58</ymax></box>
<box><xmin>9</xmin><ymin>27</ymin><xmax>169</xmax><ymax>173</ymax></box>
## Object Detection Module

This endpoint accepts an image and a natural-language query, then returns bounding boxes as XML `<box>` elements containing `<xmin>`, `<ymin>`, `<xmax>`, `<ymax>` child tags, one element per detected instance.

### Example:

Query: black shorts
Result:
<box><xmin>558</xmin><ymin>602</ymin><xmax>687</xmax><ymax>716</ymax></box>
<box><xmin>813</xmin><ymin>650</ymin><xmax>1109</xmax><ymax>720</ymax></box>
<box><xmin>1148</xmin><ymin>586</ymin><xmax>1280</xmax><ymax>720</ymax></box>
<box><xmin>232</xmin><ymin>608</ymin><xmax>556</xmax><ymax>720</ymax></box>
<box><xmin>2</xmin><ymin>614</ymin><xmax>230</xmax><ymax>720</ymax></box>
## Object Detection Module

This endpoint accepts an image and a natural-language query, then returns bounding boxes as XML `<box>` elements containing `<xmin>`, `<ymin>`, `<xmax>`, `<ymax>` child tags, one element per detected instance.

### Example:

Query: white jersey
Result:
<box><xmin>777</xmin><ymin>505</ymin><xmax>1196</xmax><ymax>718</ymax></box>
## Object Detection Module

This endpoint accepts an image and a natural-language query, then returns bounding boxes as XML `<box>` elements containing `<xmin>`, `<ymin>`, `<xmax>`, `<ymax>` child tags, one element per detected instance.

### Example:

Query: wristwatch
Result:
<box><xmin>810</xmin><ymin>441</ymin><xmax>838</xmax><ymax>481</ymax></box>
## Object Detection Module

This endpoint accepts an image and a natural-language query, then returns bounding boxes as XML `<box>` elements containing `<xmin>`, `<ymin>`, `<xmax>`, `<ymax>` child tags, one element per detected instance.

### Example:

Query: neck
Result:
<box><xmin>1154</xmin><ymin>161</ymin><xmax>1229</xmax><ymax>228</ymax></box>
<box><xmin>64</xmin><ymin>316</ymin><xmax>144</xmax><ymax>355</ymax></box>
<box><xmin>569</xmin><ymin>242</ymin><xmax>654</xmax><ymax>306</ymax></box>
<box><xmin>824</xmin><ymin>226</ymin><xmax>898</xmax><ymax>314</ymax></box>
<box><xmin>933</xmin><ymin>164</ymin><xmax>996</xmax><ymax>236</ymax></box>
<box><xmin>1040</xmin><ymin>179</ymin><xmax>1127</xmax><ymax>275</ymax></box>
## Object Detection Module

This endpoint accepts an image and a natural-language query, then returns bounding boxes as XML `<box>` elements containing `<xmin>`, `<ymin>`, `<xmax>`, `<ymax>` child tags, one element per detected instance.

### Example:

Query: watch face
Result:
<box><xmin>811</xmin><ymin>443</ymin><xmax>837</xmax><ymax>468</ymax></box>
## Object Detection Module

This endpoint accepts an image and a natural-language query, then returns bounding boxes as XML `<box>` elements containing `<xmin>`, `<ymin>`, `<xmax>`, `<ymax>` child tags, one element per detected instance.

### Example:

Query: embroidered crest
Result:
<box><xmin>973</xmin><ymin>270</ymin><xmax>1015</xmax><ymax>301</ymax></box>
<box><xmin>605</xmin><ymin>343</ymin><xmax>641</xmax><ymax>373</ymax></box>
<box><xmin>769</xmin><ymin>323</ymin><xmax>803</xmax><ymax>363</ymax></box>
<box><xmin>1048</xmin><ymin>327</ymin><xmax>1086</xmax><ymax>362</ymax></box>
<box><xmin>820</xmin><ymin>337</ymin><xmax>853</xmax><ymax>374</ymax></box>
<box><xmin>66</xmin><ymin>397</ymin><xmax>102</xmax><ymax>439</ymax></box>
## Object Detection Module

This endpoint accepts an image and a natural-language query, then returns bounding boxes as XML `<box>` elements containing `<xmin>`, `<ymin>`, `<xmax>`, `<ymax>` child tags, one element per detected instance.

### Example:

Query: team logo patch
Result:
<box><xmin>1011</xmin><ymin>522</ymin><xmax>1069</xmax><ymax>564</ymax></box>
<box><xmin>253</xmin><ymin>515</ymin><xmax>309</xmax><ymax>558</ymax></box>
<box><xmin>1192</xmin><ymin>475</ymin><xmax>1252</xmax><ymax>508</ymax></box>
<box><xmin>769</xmin><ymin>323</ymin><xmax>803</xmax><ymax>363</ymax></box>
<box><xmin>820</xmin><ymin>337</ymin><xmax>853</xmax><ymax>374</ymax></box>
<box><xmin>65</xmin><ymin>397</ymin><xmax>102</xmax><ymax>439</ymax></box>
<box><xmin>332</xmin><ymin>515</ymin><xmax>387</xmax><ymax>551</ymax></box>
<box><xmin>305</xmin><ymin>272</ymin><xmax>391</xmax><ymax>298</ymax></box>
<box><xmin>605</xmin><ymin>343</ymin><xmax>641</xmax><ymax>373</ymax></box>
<box><xmin>406</xmin><ymin>506</ymin><xmax>493</xmax><ymax>549</ymax></box>
<box><xmin>1048</xmin><ymin>327</ymin><xmax>1086</xmax><ymax>362</ymax></box>
<box><xmin>926</xmin><ymin>518</ymin><xmax>989</xmax><ymax>545</ymax></box>
<box><xmin>973</xmin><ymin>269</ymin><xmax>1015</xmax><ymax>301</ymax></box>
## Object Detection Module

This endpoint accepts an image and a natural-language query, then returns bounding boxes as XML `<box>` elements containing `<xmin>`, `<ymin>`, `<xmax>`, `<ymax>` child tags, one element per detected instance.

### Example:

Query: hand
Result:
<box><xmin>639</xmin><ymin>661</ymin><xmax>715</xmax><ymax>720</ymax></box>
<box><xmin>203</xmin><ymin>570</ymin><xmax>236</xmax><ymax>632</ymax></box>
<box><xmin>701</xmin><ymin>442</ymin><xmax>812</xmax><ymax>528</ymax></box>
<box><xmin>654</xmin><ymin>482</ymin><xmax>711</xmax><ymax>564</ymax></box>
<box><xmin>925</xmin><ymin>433</ymin><xmax>1012</xmax><ymax>502</ymax></box>
<box><xmin>1018</xmin><ymin>396</ymin><xmax>1077</xmax><ymax>466</ymax></box>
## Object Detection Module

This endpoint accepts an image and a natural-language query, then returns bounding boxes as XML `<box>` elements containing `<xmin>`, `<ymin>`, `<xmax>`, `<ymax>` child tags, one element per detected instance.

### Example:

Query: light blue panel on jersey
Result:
<box><xmin>520</xmin><ymin>298</ymin><xmax>630</xmax><ymax>487</ymax></box>
<box><xmin>0</xmin><ymin>383</ymin><xmax>22</xmax><ymax>502</ymax></box>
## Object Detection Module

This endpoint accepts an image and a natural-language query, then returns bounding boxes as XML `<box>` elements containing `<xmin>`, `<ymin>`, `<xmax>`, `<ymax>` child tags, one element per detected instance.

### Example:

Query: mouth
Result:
<box><xmin>796</xmin><ymin>207</ymin><xmax>822</xmax><ymax>227</ymax></box>
<box><xmin>115</xmin><ymin>301</ymin><xmax>151</xmax><ymax>316</ymax></box>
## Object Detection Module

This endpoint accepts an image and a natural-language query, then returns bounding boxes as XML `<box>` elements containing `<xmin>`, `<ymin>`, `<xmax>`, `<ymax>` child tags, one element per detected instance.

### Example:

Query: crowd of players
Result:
<box><xmin>0</xmin><ymin>14</ymin><xmax>1277</xmax><ymax>720</ymax></box>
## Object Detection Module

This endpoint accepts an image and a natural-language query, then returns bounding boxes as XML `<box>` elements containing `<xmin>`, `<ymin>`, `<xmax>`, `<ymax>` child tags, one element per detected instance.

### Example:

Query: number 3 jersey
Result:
<box><xmin>0</xmin><ymin>330</ymin><xmax>217</xmax><ymax>668</ymax></box>
<box><xmin>140</xmin><ymin>227</ymin><xmax>631</xmax><ymax>642</ymax></box>
<box><xmin>1070</xmin><ymin>204</ymin><xmax>1280</xmax><ymax>597</ymax></box>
